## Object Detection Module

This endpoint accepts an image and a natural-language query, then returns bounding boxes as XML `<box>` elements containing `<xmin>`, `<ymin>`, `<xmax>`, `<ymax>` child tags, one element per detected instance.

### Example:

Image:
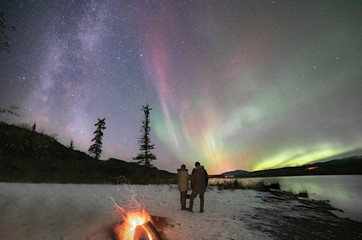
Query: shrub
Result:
<box><xmin>297</xmin><ymin>191</ymin><xmax>308</xmax><ymax>198</ymax></box>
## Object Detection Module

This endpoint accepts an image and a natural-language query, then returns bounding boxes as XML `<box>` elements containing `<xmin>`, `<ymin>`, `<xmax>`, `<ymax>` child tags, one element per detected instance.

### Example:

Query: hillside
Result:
<box><xmin>220</xmin><ymin>169</ymin><xmax>249</xmax><ymax>177</ymax></box>
<box><xmin>0</xmin><ymin>122</ymin><xmax>176</xmax><ymax>184</ymax></box>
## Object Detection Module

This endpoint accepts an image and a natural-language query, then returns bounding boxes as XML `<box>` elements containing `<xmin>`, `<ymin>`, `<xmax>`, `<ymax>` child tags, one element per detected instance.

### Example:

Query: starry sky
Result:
<box><xmin>1</xmin><ymin>0</ymin><xmax>362</xmax><ymax>174</ymax></box>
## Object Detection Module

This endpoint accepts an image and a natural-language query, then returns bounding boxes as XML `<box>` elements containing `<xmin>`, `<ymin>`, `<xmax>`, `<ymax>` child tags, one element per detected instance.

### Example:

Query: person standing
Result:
<box><xmin>177</xmin><ymin>164</ymin><xmax>189</xmax><ymax>210</ymax></box>
<box><xmin>188</xmin><ymin>162</ymin><xmax>208</xmax><ymax>213</ymax></box>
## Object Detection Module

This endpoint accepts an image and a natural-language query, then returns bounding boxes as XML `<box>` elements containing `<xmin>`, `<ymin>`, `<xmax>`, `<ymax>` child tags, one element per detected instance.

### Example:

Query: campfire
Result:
<box><xmin>106</xmin><ymin>186</ymin><xmax>165</xmax><ymax>240</ymax></box>
<box><xmin>111</xmin><ymin>209</ymin><xmax>163</xmax><ymax>240</ymax></box>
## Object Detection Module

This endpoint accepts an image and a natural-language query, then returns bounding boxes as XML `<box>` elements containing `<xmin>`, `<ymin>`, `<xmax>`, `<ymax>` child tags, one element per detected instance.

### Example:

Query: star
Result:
<box><xmin>0</xmin><ymin>0</ymin><xmax>361</xmax><ymax>174</ymax></box>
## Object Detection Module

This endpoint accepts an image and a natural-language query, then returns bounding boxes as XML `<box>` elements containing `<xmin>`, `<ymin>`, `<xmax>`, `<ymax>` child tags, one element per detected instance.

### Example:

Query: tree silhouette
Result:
<box><xmin>68</xmin><ymin>139</ymin><xmax>74</xmax><ymax>150</ymax></box>
<box><xmin>88</xmin><ymin>118</ymin><xmax>106</xmax><ymax>160</ymax></box>
<box><xmin>133</xmin><ymin>105</ymin><xmax>156</xmax><ymax>167</ymax></box>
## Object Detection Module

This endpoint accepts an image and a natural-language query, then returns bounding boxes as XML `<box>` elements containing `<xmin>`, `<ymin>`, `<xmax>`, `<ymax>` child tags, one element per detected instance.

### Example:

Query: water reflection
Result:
<box><xmin>210</xmin><ymin>175</ymin><xmax>362</xmax><ymax>222</ymax></box>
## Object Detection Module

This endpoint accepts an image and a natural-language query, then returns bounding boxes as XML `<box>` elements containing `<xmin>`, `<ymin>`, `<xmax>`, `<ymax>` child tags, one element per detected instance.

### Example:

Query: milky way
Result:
<box><xmin>1</xmin><ymin>1</ymin><xmax>362</xmax><ymax>174</ymax></box>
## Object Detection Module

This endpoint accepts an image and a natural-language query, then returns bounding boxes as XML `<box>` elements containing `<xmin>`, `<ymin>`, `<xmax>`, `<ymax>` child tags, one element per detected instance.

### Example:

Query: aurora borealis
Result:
<box><xmin>1</xmin><ymin>1</ymin><xmax>361</xmax><ymax>174</ymax></box>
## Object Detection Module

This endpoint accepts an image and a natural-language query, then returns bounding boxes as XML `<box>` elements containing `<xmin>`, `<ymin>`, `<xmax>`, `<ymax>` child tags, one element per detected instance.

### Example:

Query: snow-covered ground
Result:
<box><xmin>0</xmin><ymin>183</ymin><xmax>361</xmax><ymax>239</ymax></box>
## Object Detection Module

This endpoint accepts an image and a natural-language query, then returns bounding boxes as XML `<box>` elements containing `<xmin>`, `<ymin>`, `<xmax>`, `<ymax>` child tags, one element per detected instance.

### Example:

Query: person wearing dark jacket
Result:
<box><xmin>177</xmin><ymin>164</ymin><xmax>190</xmax><ymax>210</ymax></box>
<box><xmin>188</xmin><ymin>162</ymin><xmax>208</xmax><ymax>213</ymax></box>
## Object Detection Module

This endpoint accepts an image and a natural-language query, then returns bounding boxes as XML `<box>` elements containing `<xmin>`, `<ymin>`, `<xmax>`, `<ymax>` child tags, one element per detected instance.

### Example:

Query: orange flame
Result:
<box><xmin>114</xmin><ymin>209</ymin><xmax>153</xmax><ymax>240</ymax></box>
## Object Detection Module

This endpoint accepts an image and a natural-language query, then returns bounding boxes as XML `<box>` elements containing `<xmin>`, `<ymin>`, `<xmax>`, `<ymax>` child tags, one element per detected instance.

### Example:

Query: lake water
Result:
<box><xmin>210</xmin><ymin>175</ymin><xmax>362</xmax><ymax>222</ymax></box>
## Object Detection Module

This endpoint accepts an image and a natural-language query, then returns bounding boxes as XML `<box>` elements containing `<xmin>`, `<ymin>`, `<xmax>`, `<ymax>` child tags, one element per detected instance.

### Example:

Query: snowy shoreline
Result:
<box><xmin>1</xmin><ymin>183</ymin><xmax>361</xmax><ymax>239</ymax></box>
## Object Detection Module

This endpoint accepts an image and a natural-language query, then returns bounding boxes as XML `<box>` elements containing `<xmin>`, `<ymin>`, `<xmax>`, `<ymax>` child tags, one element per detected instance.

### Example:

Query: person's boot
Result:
<box><xmin>181</xmin><ymin>192</ymin><xmax>187</xmax><ymax>210</ymax></box>
<box><xmin>200</xmin><ymin>197</ymin><xmax>204</xmax><ymax>213</ymax></box>
<box><xmin>188</xmin><ymin>198</ymin><xmax>194</xmax><ymax>212</ymax></box>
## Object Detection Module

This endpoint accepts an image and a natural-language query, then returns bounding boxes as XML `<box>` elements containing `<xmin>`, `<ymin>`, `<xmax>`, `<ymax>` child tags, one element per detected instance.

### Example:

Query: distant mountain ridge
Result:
<box><xmin>221</xmin><ymin>169</ymin><xmax>248</xmax><ymax>177</ymax></box>
<box><xmin>217</xmin><ymin>156</ymin><xmax>362</xmax><ymax>178</ymax></box>
<box><xmin>226</xmin><ymin>156</ymin><xmax>362</xmax><ymax>178</ymax></box>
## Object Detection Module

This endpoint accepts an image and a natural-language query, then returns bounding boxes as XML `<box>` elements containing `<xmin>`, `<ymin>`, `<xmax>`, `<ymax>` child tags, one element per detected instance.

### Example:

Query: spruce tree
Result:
<box><xmin>88</xmin><ymin>118</ymin><xmax>106</xmax><ymax>160</ymax></box>
<box><xmin>133</xmin><ymin>105</ymin><xmax>156</xmax><ymax>167</ymax></box>
<box><xmin>68</xmin><ymin>139</ymin><xmax>74</xmax><ymax>150</ymax></box>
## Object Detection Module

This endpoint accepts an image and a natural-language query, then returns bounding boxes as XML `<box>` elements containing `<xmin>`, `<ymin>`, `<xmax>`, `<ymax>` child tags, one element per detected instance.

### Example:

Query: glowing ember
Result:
<box><xmin>307</xmin><ymin>166</ymin><xmax>318</xmax><ymax>170</ymax></box>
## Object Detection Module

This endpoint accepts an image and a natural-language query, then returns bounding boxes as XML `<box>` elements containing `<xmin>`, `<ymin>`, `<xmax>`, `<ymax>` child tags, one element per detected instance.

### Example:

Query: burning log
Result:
<box><xmin>133</xmin><ymin>221</ymin><xmax>163</xmax><ymax>240</ymax></box>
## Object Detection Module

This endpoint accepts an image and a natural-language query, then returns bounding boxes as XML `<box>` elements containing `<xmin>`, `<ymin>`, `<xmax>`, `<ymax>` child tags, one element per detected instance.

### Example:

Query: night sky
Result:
<box><xmin>1</xmin><ymin>1</ymin><xmax>362</xmax><ymax>174</ymax></box>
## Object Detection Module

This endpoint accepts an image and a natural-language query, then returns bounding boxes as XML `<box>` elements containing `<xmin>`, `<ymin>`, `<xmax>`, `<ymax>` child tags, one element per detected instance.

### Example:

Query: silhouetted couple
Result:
<box><xmin>177</xmin><ymin>162</ymin><xmax>208</xmax><ymax>213</ymax></box>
